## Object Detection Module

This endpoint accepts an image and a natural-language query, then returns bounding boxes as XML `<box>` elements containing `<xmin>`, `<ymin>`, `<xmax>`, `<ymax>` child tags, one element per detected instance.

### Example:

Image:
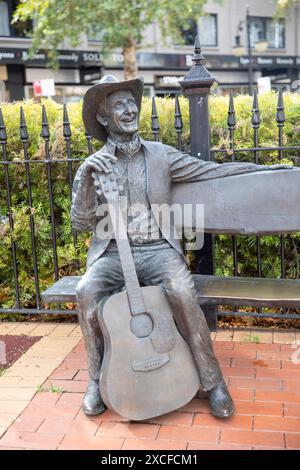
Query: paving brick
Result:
<box><xmin>58</xmin><ymin>434</ymin><xmax>124</xmax><ymax>450</ymax></box>
<box><xmin>257</xmin><ymin>351</ymin><xmax>294</xmax><ymax>361</ymax></box>
<box><xmin>73</xmin><ymin>370</ymin><xmax>89</xmax><ymax>381</ymax></box>
<box><xmin>193</xmin><ymin>413</ymin><xmax>252</xmax><ymax>430</ymax></box>
<box><xmin>157</xmin><ymin>425</ymin><xmax>219</xmax><ymax>443</ymax></box>
<box><xmin>283</xmin><ymin>380</ymin><xmax>300</xmax><ymax>392</ymax></box>
<box><xmin>29</xmin><ymin>324</ymin><xmax>58</xmax><ymax>336</ymax></box>
<box><xmin>255</xmin><ymin>390</ymin><xmax>300</xmax><ymax>404</ymax></box>
<box><xmin>0</xmin><ymin>401</ymin><xmax>29</xmax><ymax>414</ymax></box>
<box><xmin>4</xmin><ymin>365</ymin><xmax>57</xmax><ymax>378</ymax></box>
<box><xmin>30</xmin><ymin>392</ymin><xmax>61</xmax><ymax>406</ymax></box>
<box><xmin>60</xmin><ymin>359</ymin><xmax>87</xmax><ymax>370</ymax></box>
<box><xmin>48</xmin><ymin>324</ymin><xmax>78</xmax><ymax>337</ymax></box>
<box><xmin>235</xmin><ymin>401</ymin><xmax>283</xmax><ymax>417</ymax></box>
<box><xmin>38</xmin><ymin>416</ymin><xmax>99</xmax><ymax>435</ymax></box>
<box><xmin>10</xmin><ymin>416</ymin><xmax>44</xmax><ymax>433</ymax></box>
<box><xmin>221</xmin><ymin>367</ymin><xmax>255</xmax><ymax>378</ymax></box>
<box><xmin>216</xmin><ymin>349</ymin><xmax>256</xmax><ymax>359</ymax></box>
<box><xmin>9</xmin><ymin>323</ymin><xmax>39</xmax><ymax>336</ymax></box>
<box><xmin>228</xmin><ymin>388</ymin><xmax>254</xmax><ymax>401</ymax></box>
<box><xmin>254</xmin><ymin>416</ymin><xmax>300</xmax><ymax>433</ymax></box>
<box><xmin>187</xmin><ymin>442</ymin><xmax>252</xmax><ymax>450</ymax></box>
<box><xmin>232</xmin><ymin>358</ymin><xmax>280</xmax><ymax>369</ymax></box>
<box><xmin>213</xmin><ymin>341</ymin><xmax>234</xmax><ymax>350</ymax></box>
<box><xmin>281</xmin><ymin>361</ymin><xmax>300</xmax><ymax>370</ymax></box>
<box><xmin>179</xmin><ymin>399</ymin><xmax>210</xmax><ymax>414</ymax></box>
<box><xmin>0</xmin><ymin>323</ymin><xmax>20</xmax><ymax>335</ymax></box>
<box><xmin>21</xmin><ymin>403</ymin><xmax>79</xmax><ymax>419</ymax></box>
<box><xmin>220</xmin><ymin>429</ymin><xmax>284</xmax><ymax>448</ymax></box>
<box><xmin>0</xmin><ymin>427</ymin><xmax>6</xmax><ymax>438</ymax></box>
<box><xmin>122</xmin><ymin>439</ymin><xmax>187</xmax><ymax>450</ymax></box>
<box><xmin>56</xmin><ymin>393</ymin><xmax>83</xmax><ymax>407</ymax></box>
<box><xmin>97</xmin><ymin>422</ymin><xmax>159</xmax><ymax>440</ymax></box>
<box><xmin>285</xmin><ymin>433</ymin><xmax>300</xmax><ymax>449</ymax></box>
<box><xmin>49</xmin><ymin>369</ymin><xmax>78</xmax><ymax>381</ymax></box>
<box><xmin>273</xmin><ymin>331</ymin><xmax>296</xmax><ymax>345</ymax></box>
<box><xmin>0</xmin><ymin>375</ymin><xmax>45</xmax><ymax>388</ymax></box>
<box><xmin>69</xmin><ymin>325</ymin><xmax>83</xmax><ymax>337</ymax></box>
<box><xmin>284</xmin><ymin>404</ymin><xmax>300</xmax><ymax>418</ymax></box>
<box><xmin>0</xmin><ymin>388</ymin><xmax>36</xmax><ymax>401</ymax></box>
<box><xmin>0</xmin><ymin>430</ymin><xmax>64</xmax><ymax>450</ymax></box>
<box><xmin>234</xmin><ymin>343</ymin><xmax>280</xmax><ymax>352</ymax></box>
<box><xmin>75</xmin><ymin>408</ymin><xmax>128</xmax><ymax>423</ymax></box>
<box><xmin>229</xmin><ymin>377</ymin><xmax>281</xmax><ymax>391</ymax></box>
<box><xmin>43</xmin><ymin>379</ymin><xmax>88</xmax><ymax>393</ymax></box>
<box><xmin>256</xmin><ymin>368</ymin><xmax>300</xmax><ymax>381</ymax></box>
<box><xmin>0</xmin><ymin>414</ymin><xmax>18</xmax><ymax>428</ymax></box>
<box><xmin>147</xmin><ymin>411</ymin><xmax>193</xmax><ymax>427</ymax></box>
<box><xmin>214</xmin><ymin>330</ymin><xmax>234</xmax><ymax>342</ymax></box>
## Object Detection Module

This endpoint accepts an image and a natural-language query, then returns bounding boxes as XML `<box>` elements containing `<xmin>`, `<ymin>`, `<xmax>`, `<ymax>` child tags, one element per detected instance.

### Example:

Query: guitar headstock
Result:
<box><xmin>92</xmin><ymin>171</ymin><xmax>119</xmax><ymax>203</ymax></box>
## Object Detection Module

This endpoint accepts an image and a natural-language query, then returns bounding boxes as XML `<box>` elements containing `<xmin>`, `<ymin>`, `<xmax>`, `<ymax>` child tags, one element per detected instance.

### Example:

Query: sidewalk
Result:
<box><xmin>0</xmin><ymin>322</ymin><xmax>299</xmax><ymax>450</ymax></box>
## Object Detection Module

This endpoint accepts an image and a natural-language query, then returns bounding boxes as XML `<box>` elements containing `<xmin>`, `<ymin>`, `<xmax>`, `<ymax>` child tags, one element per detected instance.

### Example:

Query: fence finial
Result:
<box><xmin>19</xmin><ymin>107</ymin><xmax>29</xmax><ymax>142</ymax></box>
<box><xmin>174</xmin><ymin>95</ymin><xmax>183</xmax><ymax>132</ymax></box>
<box><xmin>276</xmin><ymin>89</ymin><xmax>285</xmax><ymax>127</ymax></box>
<box><xmin>63</xmin><ymin>103</ymin><xmax>71</xmax><ymax>139</ymax></box>
<box><xmin>0</xmin><ymin>108</ymin><xmax>7</xmax><ymax>142</ymax></box>
<box><xmin>192</xmin><ymin>34</ymin><xmax>205</xmax><ymax>66</ymax></box>
<box><xmin>41</xmin><ymin>105</ymin><xmax>50</xmax><ymax>140</ymax></box>
<box><xmin>252</xmin><ymin>90</ymin><xmax>261</xmax><ymax>128</ymax></box>
<box><xmin>227</xmin><ymin>92</ymin><xmax>236</xmax><ymax>130</ymax></box>
<box><xmin>151</xmin><ymin>96</ymin><xmax>159</xmax><ymax>141</ymax></box>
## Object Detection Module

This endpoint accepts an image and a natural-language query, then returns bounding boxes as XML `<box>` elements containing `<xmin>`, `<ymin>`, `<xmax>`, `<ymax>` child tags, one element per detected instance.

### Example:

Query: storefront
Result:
<box><xmin>0</xmin><ymin>46</ymin><xmax>299</xmax><ymax>101</ymax></box>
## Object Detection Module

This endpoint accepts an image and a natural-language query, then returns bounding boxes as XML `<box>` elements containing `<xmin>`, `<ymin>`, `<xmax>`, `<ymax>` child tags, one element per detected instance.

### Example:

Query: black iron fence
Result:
<box><xmin>0</xmin><ymin>45</ymin><xmax>300</xmax><ymax>321</ymax></box>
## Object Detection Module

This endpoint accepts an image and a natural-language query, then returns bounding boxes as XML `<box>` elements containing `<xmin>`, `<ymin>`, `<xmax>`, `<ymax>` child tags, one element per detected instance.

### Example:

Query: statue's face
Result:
<box><xmin>99</xmin><ymin>90</ymin><xmax>139</xmax><ymax>137</ymax></box>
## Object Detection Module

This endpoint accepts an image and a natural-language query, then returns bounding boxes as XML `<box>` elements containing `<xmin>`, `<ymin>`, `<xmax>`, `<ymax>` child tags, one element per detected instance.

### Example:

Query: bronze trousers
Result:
<box><xmin>76</xmin><ymin>241</ymin><xmax>223</xmax><ymax>391</ymax></box>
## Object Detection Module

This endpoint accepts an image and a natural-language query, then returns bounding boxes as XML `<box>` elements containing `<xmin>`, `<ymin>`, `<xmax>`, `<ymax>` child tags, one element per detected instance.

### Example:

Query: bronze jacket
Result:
<box><xmin>71</xmin><ymin>139</ymin><xmax>275</xmax><ymax>267</ymax></box>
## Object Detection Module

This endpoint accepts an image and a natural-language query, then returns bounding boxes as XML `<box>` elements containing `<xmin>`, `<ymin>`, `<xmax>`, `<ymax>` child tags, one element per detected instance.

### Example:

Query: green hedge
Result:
<box><xmin>0</xmin><ymin>92</ymin><xmax>300</xmax><ymax>309</ymax></box>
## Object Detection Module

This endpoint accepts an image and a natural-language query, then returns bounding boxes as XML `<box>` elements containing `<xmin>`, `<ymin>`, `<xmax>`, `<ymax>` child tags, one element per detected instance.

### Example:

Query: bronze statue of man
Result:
<box><xmin>71</xmin><ymin>75</ymin><xmax>286</xmax><ymax>419</ymax></box>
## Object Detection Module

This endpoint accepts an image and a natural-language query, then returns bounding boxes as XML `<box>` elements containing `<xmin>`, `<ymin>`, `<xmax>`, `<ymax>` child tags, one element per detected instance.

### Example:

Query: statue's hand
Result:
<box><xmin>83</xmin><ymin>152</ymin><xmax>117</xmax><ymax>175</ymax></box>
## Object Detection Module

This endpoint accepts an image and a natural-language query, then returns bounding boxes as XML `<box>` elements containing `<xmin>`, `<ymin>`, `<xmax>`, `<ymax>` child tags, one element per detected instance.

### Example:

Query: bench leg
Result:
<box><xmin>202</xmin><ymin>305</ymin><xmax>217</xmax><ymax>332</ymax></box>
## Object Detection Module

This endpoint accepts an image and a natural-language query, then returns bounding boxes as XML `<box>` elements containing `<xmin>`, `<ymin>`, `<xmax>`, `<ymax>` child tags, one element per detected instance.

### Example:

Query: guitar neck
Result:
<box><xmin>109</xmin><ymin>198</ymin><xmax>146</xmax><ymax>316</ymax></box>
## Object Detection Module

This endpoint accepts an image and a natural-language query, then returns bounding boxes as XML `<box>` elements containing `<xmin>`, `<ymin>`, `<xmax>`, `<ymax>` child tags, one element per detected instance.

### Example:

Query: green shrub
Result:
<box><xmin>0</xmin><ymin>92</ymin><xmax>300</xmax><ymax>309</ymax></box>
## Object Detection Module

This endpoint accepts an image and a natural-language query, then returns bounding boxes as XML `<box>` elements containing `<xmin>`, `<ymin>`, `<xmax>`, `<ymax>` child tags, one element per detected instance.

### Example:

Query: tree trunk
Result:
<box><xmin>123</xmin><ymin>36</ymin><xmax>138</xmax><ymax>80</ymax></box>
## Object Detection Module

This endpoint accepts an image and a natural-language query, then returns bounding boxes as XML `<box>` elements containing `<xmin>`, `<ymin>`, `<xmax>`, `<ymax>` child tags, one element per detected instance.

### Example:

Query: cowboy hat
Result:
<box><xmin>82</xmin><ymin>75</ymin><xmax>144</xmax><ymax>142</ymax></box>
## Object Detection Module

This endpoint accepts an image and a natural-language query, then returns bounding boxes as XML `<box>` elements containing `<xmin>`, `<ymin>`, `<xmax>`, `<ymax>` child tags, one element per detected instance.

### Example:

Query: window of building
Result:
<box><xmin>0</xmin><ymin>2</ymin><xmax>10</xmax><ymax>36</ymax></box>
<box><xmin>199</xmin><ymin>14</ymin><xmax>218</xmax><ymax>47</ymax></box>
<box><xmin>249</xmin><ymin>16</ymin><xmax>285</xmax><ymax>49</ymax></box>
<box><xmin>180</xmin><ymin>14</ymin><xmax>218</xmax><ymax>47</ymax></box>
<box><xmin>0</xmin><ymin>0</ymin><xmax>32</xmax><ymax>37</ymax></box>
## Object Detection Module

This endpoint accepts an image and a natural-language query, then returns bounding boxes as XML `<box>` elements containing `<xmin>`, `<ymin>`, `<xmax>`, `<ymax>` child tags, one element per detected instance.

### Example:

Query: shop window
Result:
<box><xmin>0</xmin><ymin>0</ymin><xmax>32</xmax><ymax>37</ymax></box>
<box><xmin>250</xmin><ymin>16</ymin><xmax>285</xmax><ymax>49</ymax></box>
<box><xmin>0</xmin><ymin>2</ymin><xmax>10</xmax><ymax>36</ymax></box>
<box><xmin>180</xmin><ymin>14</ymin><xmax>218</xmax><ymax>47</ymax></box>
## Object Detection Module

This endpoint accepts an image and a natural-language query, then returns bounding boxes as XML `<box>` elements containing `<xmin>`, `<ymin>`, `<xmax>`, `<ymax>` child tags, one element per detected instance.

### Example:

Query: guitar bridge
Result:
<box><xmin>132</xmin><ymin>353</ymin><xmax>170</xmax><ymax>372</ymax></box>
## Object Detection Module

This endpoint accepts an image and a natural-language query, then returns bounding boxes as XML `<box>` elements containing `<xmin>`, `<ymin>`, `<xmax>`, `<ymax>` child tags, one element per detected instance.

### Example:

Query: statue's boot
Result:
<box><xmin>82</xmin><ymin>379</ymin><xmax>107</xmax><ymax>416</ymax></box>
<box><xmin>208</xmin><ymin>379</ymin><xmax>235</xmax><ymax>419</ymax></box>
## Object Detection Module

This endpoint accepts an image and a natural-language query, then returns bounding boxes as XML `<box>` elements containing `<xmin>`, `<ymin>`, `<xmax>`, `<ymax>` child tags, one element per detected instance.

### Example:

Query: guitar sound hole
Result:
<box><xmin>130</xmin><ymin>313</ymin><xmax>153</xmax><ymax>338</ymax></box>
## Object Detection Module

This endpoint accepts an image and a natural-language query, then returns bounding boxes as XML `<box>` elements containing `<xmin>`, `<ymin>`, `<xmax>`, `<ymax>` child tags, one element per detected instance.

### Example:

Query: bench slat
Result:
<box><xmin>193</xmin><ymin>274</ymin><xmax>300</xmax><ymax>308</ymax></box>
<box><xmin>41</xmin><ymin>274</ymin><xmax>300</xmax><ymax>308</ymax></box>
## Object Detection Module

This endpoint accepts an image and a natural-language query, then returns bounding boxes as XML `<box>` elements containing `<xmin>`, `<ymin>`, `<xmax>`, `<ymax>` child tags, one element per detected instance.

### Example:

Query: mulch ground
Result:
<box><xmin>0</xmin><ymin>335</ymin><xmax>42</xmax><ymax>369</ymax></box>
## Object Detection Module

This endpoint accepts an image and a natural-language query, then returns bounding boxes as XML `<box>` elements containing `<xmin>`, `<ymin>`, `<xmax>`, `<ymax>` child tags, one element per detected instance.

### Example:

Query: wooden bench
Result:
<box><xmin>41</xmin><ymin>169</ymin><xmax>300</xmax><ymax>331</ymax></box>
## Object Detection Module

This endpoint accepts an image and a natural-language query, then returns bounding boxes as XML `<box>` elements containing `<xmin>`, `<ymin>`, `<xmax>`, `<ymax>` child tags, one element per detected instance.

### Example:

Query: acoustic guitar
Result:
<box><xmin>92</xmin><ymin>171</ymin><xmax>199</xmax><ymax>421</ymax></box>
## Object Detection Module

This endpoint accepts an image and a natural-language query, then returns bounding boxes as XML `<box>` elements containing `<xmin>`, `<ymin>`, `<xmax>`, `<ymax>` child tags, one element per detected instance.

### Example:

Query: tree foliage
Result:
<box><xmin>274</xmin><ymin>0</ymin><xmax>300</xmax><ymax>14</ymax></box>
<box><xmin>13</xmin><ymin>0</ymin><xmax>221</xmax><ymax>78</ymax></box>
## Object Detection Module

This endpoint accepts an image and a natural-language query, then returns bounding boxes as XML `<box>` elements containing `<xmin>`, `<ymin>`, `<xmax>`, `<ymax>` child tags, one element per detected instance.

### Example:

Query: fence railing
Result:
<box><xmin>1</xmin><ymin>40</ymin><xmax>300</xmax><ymax>321</ymax></box>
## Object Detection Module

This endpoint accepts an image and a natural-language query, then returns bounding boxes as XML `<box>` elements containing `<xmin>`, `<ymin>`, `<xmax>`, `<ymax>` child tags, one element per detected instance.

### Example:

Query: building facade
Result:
<box><xmin>0</xmin><ymin>0</ymin><xmax>299</xmax><ymax>101</ymax></box>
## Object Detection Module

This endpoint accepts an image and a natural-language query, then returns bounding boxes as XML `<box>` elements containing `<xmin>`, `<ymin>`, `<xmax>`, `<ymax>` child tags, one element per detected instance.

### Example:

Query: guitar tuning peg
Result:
<box><xmin>96</xmin><ymin>189</ymin><xmax>102</xmax><ymax>196</ymax></box>
<box><xmin>91</xmin><ymin>171</ymin><xmax>97</xmax><ymax>179</ymax></box>
<box><xmin>93</xmin><ymin>179</ymin><xmax>99</xmax><ymax>186</ymax></box>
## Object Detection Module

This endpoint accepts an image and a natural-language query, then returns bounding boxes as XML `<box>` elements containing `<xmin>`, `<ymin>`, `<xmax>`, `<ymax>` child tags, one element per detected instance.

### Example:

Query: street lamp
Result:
<box><xmin>233</xmin><ymin>6</ymin><xmax>268</xmax><ymax>95</ymax></box>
